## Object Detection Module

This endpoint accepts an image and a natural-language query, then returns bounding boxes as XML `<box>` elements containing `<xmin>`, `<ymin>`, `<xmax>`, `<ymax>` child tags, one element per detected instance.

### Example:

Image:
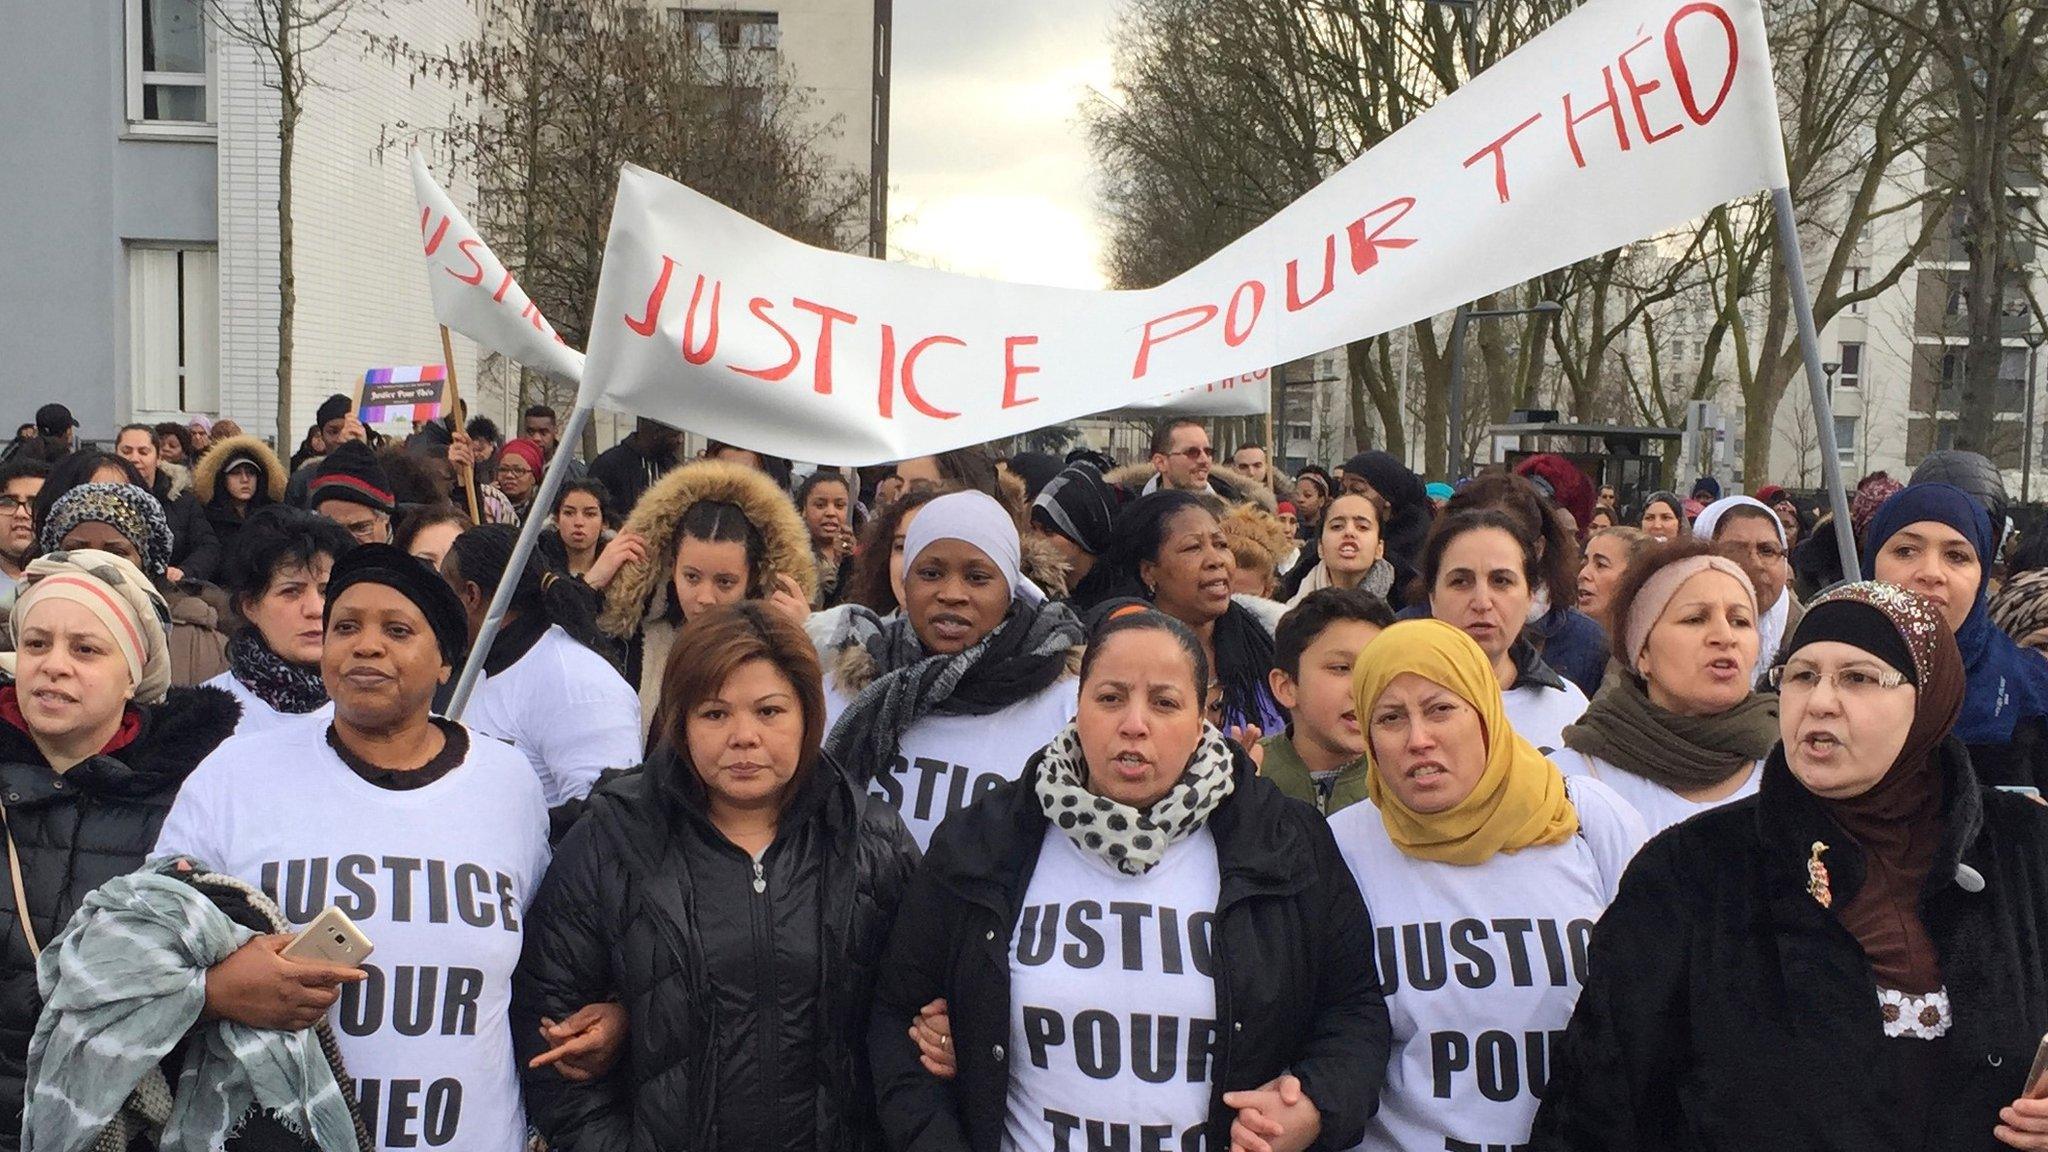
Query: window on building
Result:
<box><xmin>677</xmin><ymin>9</ymin><xmax>780</xmax><ymax>51</ymax></box>
<box><xmin>126</xmin><ymin>0</ymin><xmax>212</xmax><ymax>130</ymax></box>
<box><xmin>1833</xmin><ymin>415</ymin><xmax>1857</xmax><ymax>466</ymax></box>
<box><xmin>539</xmin><ymin>3</ymin><xmax>591</xmax><ymax>34</ymax></box>
<box><xmin>1838</xmin><ymin>341</ymin><xmax>1863</xmax><ymax>389</ymax></box>
<box><xmin>1948</xmin><ymin>286</ymin><xmax>1971</xmax><ymax>318</ymax></box>
<box><xmin>1848</xmin><ymin>266</ymin><xmax>1868</xmax><ymax>314</ymax></box>
<box><xmin>128</xmin><ymin>247</ymin><xmax>218</xmax><ymax>416</ymax></box>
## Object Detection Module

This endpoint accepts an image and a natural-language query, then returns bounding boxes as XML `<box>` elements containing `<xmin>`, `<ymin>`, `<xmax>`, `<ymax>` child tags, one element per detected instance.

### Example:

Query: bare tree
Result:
<box><xmin>1775</xmin><ymin>384</ymin><xmax>1823</xmax><ymax>487</ymax></box>
<box><xmin>1855</xmin><ymin>0</ymin><xmax>2048</xmax><ymax>454</ymax></box>
<box><xmin>204</xmin><ymin>0</ymin><xmax>378</xmax><ymax>451</ymax></box>
<box><xmin>376</xmin><ymin>0</ymin><xmax>870</xmax><ymax>452</ymax></box>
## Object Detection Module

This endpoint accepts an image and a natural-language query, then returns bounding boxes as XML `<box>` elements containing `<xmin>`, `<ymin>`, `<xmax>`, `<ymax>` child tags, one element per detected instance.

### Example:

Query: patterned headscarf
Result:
<box><xmin>1851</xmin><ymin>472</ymin><xmax>1904</xmax><ymax>541</ymax></box>
<box><xmin>39</xmin><ymin>483</ymin><xmax>173</xmax><ymax>578</ymax></box>
<box><xmin>1991</xmin><ymin>568</ymin><xmax>2048</xmax><ymax>650</ymax></box>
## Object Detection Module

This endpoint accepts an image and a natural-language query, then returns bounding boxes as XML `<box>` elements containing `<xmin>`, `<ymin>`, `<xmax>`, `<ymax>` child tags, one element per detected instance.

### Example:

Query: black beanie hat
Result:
<box><xmin>323</xmin><ymin>543</ymin><xmax>470</xmax><ymax>667</ymax></box>
<box><xmin>316</xmin><ymin>394</ymin><xmax>353</xmax><ymax>427</ymax></box>
<box><xmin>309</xmin><ymin>442</ymin><xmax>396</xmax><ymax>515</ymax></box>
<box><xmin>1786</xmin><ymin>597</ymin><xmax>1918</xmax><ymax>685</ymax></box>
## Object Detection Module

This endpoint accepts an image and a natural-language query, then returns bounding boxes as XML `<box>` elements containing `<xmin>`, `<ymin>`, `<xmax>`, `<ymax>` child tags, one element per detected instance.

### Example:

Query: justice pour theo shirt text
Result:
<box><xmin>154</xmin><ymin>723</ymin><xmax>552</xmax><ymax>1152</ymax></box>
<box><xmin>1002</xmin><ymin>824</ymin><xmax>1221</xmax><ymax>1152</ymax></box>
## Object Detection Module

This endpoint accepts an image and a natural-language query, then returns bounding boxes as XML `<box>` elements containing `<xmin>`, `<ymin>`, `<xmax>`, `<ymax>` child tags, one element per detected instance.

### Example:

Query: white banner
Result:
<box><xmin>411</xmin><ymin>153</ymin><xmax>587</xmax><ymax>387</ymax></box>
<box><xmin>1115</xmin><ymin>370</ymin><xmax>1272</xmax><ymax>417</ymax></box>
<box><xmin>584</xmin><ymin>0</ymin><xmax>1787</xmax><ymax>465</ymax></box>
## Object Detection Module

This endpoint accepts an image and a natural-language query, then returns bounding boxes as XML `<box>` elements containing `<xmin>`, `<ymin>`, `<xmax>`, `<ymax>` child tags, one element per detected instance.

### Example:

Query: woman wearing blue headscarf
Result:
<box><xmin>1863</xmin><ymin>481</ymin><xmax>2048</xmax><ymax>791</ymax></box>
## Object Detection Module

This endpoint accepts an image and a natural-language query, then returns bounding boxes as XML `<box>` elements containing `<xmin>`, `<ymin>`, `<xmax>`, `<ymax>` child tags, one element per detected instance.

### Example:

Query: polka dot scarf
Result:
<box><xmin>1032</xmin><ymin>721</ymin><xmax>1237</xmax><ymax>876</ymax></box>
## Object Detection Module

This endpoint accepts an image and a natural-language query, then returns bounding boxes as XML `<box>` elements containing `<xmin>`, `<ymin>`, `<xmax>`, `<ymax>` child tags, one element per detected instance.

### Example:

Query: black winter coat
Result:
<box><xmin>152</xmin><ymin>470</ymin><xmax>220</xmax><ymax>583</ymax></box>
<box><xmin>868</xmin><ymin>744</ymin><xmax>1390</xmax><ymax>1152</ymax></box>
<box><xmin>1963</xmin><ymin>716</ymin><xmax>2048</xmax><ymax>794</ymax></box>
<box><xmin>1532</xmin><ymin>739</ymin><xmax>2048</xmax><ymax>1152</ymax></box>
<box><xmin>513</xmin><ymin>752</ymin><xmax>921</xmax><ymax>1152</ymax></box>
<box><xmin>0</xmin><ymin>685</ymin><xmax>238</xmax><ymax>1151</ymax></box>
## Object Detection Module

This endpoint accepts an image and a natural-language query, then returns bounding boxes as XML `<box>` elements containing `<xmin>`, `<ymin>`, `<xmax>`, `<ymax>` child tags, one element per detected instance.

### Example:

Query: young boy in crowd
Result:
<box><xmin>1260</xmin><ymin>586</ymin><xmax>1397</xmax><ymax>816</ymax></box>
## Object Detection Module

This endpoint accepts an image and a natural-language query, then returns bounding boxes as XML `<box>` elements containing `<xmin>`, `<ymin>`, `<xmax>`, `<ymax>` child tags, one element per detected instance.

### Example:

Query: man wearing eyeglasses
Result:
<box><xmin>1148</xmin><ymin>418</ymin><xmax>1221</xmax><ymax>494</ymax></box>
<box><xmin>0</xmin><ymin>458</ymin><xmax>47</xmax><ymax>596</ymax></box>
<box><xmin>1695</xmin><ymin>495</ymin><xmax>1803</xmax><ymax>686</ymax></box>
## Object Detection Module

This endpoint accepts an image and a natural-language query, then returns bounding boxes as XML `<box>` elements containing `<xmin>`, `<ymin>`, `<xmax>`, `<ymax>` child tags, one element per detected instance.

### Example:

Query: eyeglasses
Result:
<box><xmin>1767</xmin><ymin>664</ymin><xmax>1910</xmax><ymax>694</ymax></box>
<box><xmin>0</xmin><ymin>496</ymin><xmax>29</xmax><ymax>515</ymax></box>
<box><xmin>1169</xmin><ymin>446</ymin><xmax>1213</xmax><ymax>462</ymax></box>
<box><xmin>495</xmin><ymin>463</ymin><xmax>534</xmax><ymax>479</ymax></box>
<box><xmin>1722</xmin><ymin>541</ymin><xmax>1786</xmax><ymax>564</ymax></box>
<box><xmin>337</xmin><ymin>514</ymin><xmax>386</xmax><ymax>543</ymax></box>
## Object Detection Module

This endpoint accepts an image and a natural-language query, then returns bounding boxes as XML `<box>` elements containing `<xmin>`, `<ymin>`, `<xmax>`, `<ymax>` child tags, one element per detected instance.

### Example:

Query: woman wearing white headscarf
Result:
<box><xmin>822</xmin><ymin>490</ymin><xmax>1087</xmax><ymax>848</ymax></box>
<box><xmin>1692</xmin><ymin>495</ymin><xmax>1803</xmax><ymax>681</ymax></box>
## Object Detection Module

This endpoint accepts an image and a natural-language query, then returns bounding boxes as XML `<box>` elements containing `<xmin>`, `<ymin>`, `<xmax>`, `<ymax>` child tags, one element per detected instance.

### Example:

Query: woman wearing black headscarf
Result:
<box><xmin>1533</xmin><ymin>582</ymin><xmax>2048</xmax><ymax>1151</ymax></box>
<box><xmin>1637</xmin><ymin>491</ymin><xmax>1687</xmax><ymax>542</ymax></box>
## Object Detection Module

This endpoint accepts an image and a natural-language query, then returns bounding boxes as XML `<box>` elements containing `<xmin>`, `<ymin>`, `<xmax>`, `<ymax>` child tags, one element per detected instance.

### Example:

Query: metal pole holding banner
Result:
<box><xmin>1770</xmin><ymin>187</ymin><xmax>1858</xmax><ymax>580</ymax></box>
<box><xmin>445</xmin><ymin>400</ymin><xmax>596</xmax><ymax>720</ymax></box>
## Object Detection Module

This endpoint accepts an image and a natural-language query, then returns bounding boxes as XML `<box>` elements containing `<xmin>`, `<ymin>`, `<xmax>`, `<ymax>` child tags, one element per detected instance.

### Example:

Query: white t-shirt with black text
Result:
<box><xmin>460</xmin><ymin>624</ymin><xmax>642</xmax><ymax>805</ymax></box>
<box><xmin>154</xmin><ymin>722</ymin><xmax>552</xmax><ymax>1152</ymax></box>
<box><xmin>1502</xmin><ymin>679</ymin><xmax>1589</xmax><ymax>757</ymax></box>
<box><xmin>1551</xmin><ymin>747</ymin><xmax>1759</xmax><ymax>839</ymax></box>
<box><xmin>1327</xmin><ymin>777</ymin><xmax>1646</xmax><ymax>1152</ymax></box>
<box><xmin>826</xmin><ymin>675</ymin><xmax>1077</xmax><ymax>849</ymax></box>
<box><xmin>1003</xmin><ymin>825</ymin><xmax>1221</xmax><ymax>1152</ymax></box>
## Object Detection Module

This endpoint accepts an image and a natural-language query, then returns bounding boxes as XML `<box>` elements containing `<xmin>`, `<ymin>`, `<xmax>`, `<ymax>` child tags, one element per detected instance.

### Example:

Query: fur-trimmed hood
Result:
<box><xmin>154</xmin><ymin>461</ymin><xmax>192</xmax><ymax>503</ymax></box>
<box><xmin>191</xmin><ymin>435</ymin><xmax>288</xmax><ymax>505</ymax></box>
<box><xmin>599</xmin><ymin>459</ymin><xmax>818</xmax><ymax>638</ymax></box>
<box><xmin>1103</xmin><ymin>461</ymin><xmax>1278</xmax><ymax>512</ymax></box>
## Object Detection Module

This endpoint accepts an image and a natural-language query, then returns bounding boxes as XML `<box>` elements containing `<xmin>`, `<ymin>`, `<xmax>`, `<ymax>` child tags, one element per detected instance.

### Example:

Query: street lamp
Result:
<box><xmin>1448</xmin><ymin>299</ymin><xmax>1563</xmax><ymax>479</ymax></box>
<box><xmin>2024</xmin><ymin>325</ymin><xmax>2045</xmax><ymax>504</ymax></box>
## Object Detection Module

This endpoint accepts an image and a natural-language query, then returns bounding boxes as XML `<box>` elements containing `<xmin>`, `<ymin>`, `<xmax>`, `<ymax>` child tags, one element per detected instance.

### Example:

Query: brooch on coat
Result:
<box><xmin>1807</xmin><ymin>841</ymin><xmax>1833</xmax><ymax>909</ymax></box>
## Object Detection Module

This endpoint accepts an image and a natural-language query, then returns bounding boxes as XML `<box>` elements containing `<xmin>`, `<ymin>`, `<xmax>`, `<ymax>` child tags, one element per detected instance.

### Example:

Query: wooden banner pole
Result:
<box><xmin>441</xmin><ymin>325</ymin><xmax>482</xmax><ymax>525</ymax></box>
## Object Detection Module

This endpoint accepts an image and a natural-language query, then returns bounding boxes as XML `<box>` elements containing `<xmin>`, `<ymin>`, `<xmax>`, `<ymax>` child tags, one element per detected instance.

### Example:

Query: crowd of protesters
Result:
<box><xmin>7</xmin><ymin>395</ymin><xmax>2048</xmax><ymax>1151</ymax></box>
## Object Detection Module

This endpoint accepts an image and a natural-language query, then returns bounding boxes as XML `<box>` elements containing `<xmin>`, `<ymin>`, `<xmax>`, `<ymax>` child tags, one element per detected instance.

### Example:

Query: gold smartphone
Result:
<box><xmin>280</xmin><ymin>906</ymin><xmax>375</xmax><ymax>968</ymax></box>
<box><xmin>2026</xmin><ymin>1033</ymin><xmax>2048</xmax><ymax>1099</ymax></box>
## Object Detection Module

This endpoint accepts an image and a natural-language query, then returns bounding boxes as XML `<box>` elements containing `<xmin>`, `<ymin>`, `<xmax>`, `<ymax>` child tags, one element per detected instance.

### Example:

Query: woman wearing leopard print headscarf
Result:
<box><xmin>869</xmin><ymin>607</ymin><xmax>1389</xmax><ymax>1152</ymax></box>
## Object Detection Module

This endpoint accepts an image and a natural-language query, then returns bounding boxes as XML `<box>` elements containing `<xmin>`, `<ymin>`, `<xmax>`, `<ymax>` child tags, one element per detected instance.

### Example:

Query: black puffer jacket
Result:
<box><xmin>0</xmin><ymin>684</ymin><xmax>238</xmax><ymax>1150</ymax></box>
<box><xmin>868</xmin><ymin>743</ymin><xmax>1390</xmax><ymax>1152</ymax></box>
<box><xmin>514</xmin><ymin>751</ymin><xmax>921</xmax><ymax>1152</ymax></box>
<box><xmin>151</xmin><ymin>467</ymin><xmax>221</xmax><ymax>583</ymax></box>
<box><xmin>1532</xmin><ymin>740</ymin><xmax>2048</xmax><ymax>1151</ymax></box>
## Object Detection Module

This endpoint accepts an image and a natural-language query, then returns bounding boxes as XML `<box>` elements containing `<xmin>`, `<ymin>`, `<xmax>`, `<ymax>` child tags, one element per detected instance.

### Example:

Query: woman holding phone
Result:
<box><xmin>1533</xmin><ymin>583</ymin><xmax>2048</xmax><ymax>1151</ymax></box>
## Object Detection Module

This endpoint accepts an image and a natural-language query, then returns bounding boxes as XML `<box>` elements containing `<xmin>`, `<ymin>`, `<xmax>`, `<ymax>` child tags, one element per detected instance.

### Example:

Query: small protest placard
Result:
<box><xmin>359</xmin><ymin>365</ymin><xmax>449</xmax><ymax>426</ymax></box>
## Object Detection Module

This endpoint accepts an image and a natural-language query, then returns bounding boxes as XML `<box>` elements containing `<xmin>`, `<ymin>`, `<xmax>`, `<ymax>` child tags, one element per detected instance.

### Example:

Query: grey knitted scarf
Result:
<box><xmin>825</xmin><ymin>599</ymin><xmax>1085</xmax><ymax>788</ymax></box>
<box><xmin>25</xmin><ymin>859</ymin><xmax>363</xmax><ymax>1152</ymax></box>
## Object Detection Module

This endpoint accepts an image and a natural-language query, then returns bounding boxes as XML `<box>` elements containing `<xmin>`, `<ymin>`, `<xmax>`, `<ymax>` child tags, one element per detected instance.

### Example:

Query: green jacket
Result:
<box><xmin>1258</xmin><ymin>728</ymin><xmax>1372</xmax><ymax>817</ymax></box>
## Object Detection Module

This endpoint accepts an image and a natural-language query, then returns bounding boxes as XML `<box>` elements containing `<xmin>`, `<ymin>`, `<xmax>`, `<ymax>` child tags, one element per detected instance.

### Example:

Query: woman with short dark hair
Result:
<box><xmin>207</xmin><ymin>504</ymin><xmax>355</xmax><ymax>735</ymax></box>
<box><xmin>1092</xmin><ymin>490</ymin><xmax>1285</xmax><ymax>730</ymax></box>
<box><xmin>1421</xmin><ymin>508</ymin><xmax>1588</xmax><ymax>754</ymax></box>
<box><xmin>514</xmin><ymin>601</ymin><xmax>920</xmax><ymax>1151</ymax></box>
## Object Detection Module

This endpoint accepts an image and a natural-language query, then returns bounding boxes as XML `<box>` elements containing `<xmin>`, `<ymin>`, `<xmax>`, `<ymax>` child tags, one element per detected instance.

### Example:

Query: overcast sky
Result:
<box><xmin>885</xmin><ymin>0</ymin><xmax>1120</xmax><ymax>290</ymax></box>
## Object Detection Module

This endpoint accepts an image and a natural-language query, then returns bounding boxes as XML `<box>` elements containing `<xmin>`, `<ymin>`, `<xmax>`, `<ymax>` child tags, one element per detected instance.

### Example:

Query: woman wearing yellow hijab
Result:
<box><xmin>1328</xmin><ymin>619</ymin><xmax>1647</xmax><ymax>1151</ymax></box>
